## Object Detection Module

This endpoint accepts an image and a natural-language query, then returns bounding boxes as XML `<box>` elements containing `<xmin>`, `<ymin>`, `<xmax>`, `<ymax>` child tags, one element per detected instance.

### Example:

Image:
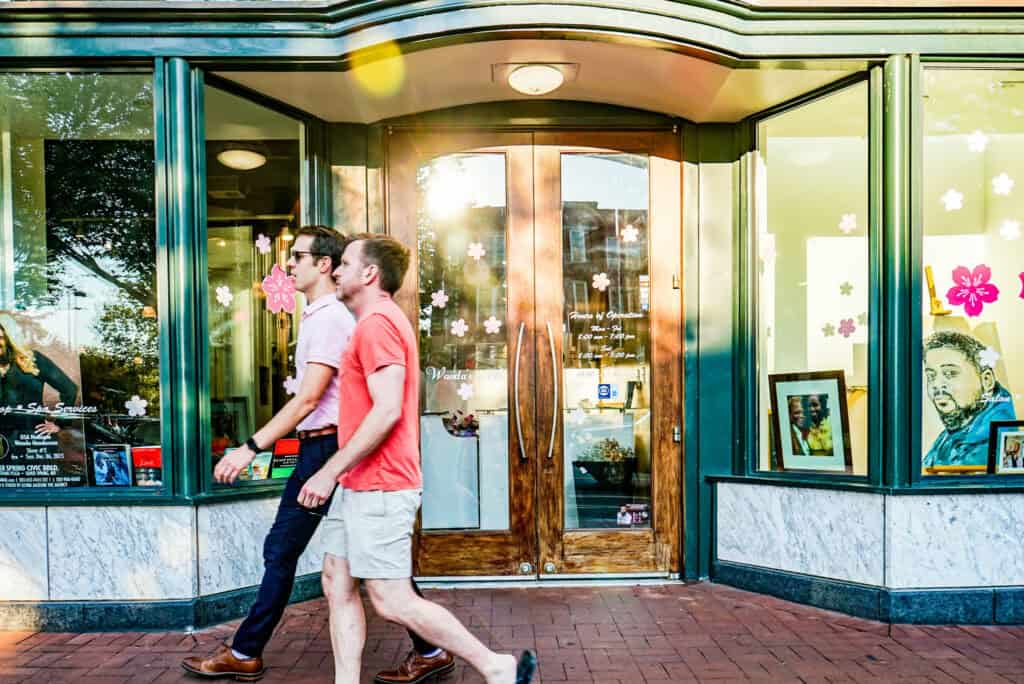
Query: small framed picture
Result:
<box><xmin>768</xmin><ymin>370</ymin><xmax>853</xmax><ymax>473</ymax></box>
<box><xmin>988</xmin><ymin>421</ymin><xmax>1024</xmax><ymax>474</ymax></box>
<box><xmin>91</xmin><ymin>444</ymin><xmax>133</xmax><ymax>486</ymax></box>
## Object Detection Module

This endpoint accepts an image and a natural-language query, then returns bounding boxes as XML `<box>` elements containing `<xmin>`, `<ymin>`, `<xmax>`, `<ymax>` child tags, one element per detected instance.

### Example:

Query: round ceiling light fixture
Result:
<box><xmin>507</xmin><ymin>64</ymin><xmax>564</xmax><ymax>96</ymax></box>
<box><xmin>217</xmin><ymin>143</ymin><xmax>268</xmax><ymax>171</ymax></box>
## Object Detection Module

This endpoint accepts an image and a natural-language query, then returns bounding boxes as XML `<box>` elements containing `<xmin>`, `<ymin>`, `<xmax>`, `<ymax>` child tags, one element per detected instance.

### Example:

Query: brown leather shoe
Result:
<box><xmin>182</xmin><ymin>644</ymin><xmax>266</xmax><ymax>681</ymax></box>
<box><xmin>374</xmin><ymin>649</ymin><xmax>455</xmax><ymax>684</ymax></box>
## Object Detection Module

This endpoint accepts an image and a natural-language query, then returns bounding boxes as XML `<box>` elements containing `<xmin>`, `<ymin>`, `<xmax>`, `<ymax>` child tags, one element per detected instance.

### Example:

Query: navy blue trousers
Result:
<box><xmin>232</xmin><ymin>433</ymin><xmax>435</xmax><ymax>657</ymax></box>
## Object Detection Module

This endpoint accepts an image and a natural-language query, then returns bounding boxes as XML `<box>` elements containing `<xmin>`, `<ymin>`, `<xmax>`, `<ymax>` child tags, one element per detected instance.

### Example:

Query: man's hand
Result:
<box><xmin>214</xmin><ymin>445</ymin><xmax>255</xmax><ymax>484</ymax></box>
<box><xmin>34</xmin><ymin>420</ymin><xmax>59</xmax><ymax>436</ymax></box>
<box><xmin>298</xmin><ymin>467</ymin><xmax>337</xmax><ymax>509</ymax></box>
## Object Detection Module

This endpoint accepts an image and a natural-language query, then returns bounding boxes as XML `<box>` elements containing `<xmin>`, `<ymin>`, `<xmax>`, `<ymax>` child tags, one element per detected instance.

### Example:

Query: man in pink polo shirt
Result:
<box><xmin>298</xmin><ymin>233</ymin><xmax>535</xmax><ymax>684</ymax></box>
<box><xmin>183</xmin><ymin>226</ymin><xmax>445</xmax><ymax>683</ymax></box>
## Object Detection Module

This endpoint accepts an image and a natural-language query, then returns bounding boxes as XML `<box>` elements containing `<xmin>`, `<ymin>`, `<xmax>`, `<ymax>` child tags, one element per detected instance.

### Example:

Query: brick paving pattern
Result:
<box><xmin>2</xmin><ymin>582</ymin><xmax>1024</xmax><ymax>683</ymax></box>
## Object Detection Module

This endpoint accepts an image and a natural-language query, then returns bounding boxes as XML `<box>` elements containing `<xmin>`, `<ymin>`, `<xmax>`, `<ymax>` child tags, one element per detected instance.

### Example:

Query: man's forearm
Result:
<box><xmin>251</xmin><ymin>395</ymin><xmax>319</xmax><ymax>448</ymax></box>
<box><xmin>319</xmin><ymin>404</ymin><xmax>399</xmax><ymax>479</ymax></box>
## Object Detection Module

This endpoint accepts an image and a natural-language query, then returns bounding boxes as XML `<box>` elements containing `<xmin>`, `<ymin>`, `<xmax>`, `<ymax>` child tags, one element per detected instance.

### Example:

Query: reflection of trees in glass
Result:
<box><xmin>78</xmin><ymin>288</ymin><xmax>159</xmax><ymax>414</ymax></box>
<box><xmin>42</xmin><ymin>140</ymin><xmax>156</xmax><ymax>308</ymax></box>
<box><xmin>1</xmin><ymin>74</ymin><xmax>158</xmax><ymax>414</ymax></box>
<box><xmin>4</xmin><ymin>74</ymin><xmax>154</xmax><ymax>309</ymax></box>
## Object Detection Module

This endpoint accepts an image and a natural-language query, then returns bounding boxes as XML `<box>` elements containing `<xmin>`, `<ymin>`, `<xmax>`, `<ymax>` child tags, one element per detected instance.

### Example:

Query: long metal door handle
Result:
<box><xmin>513</xmin><ymin>322</ymin><xmax>526</xmax><ymax>461</ymax></box>
<box><xmin>546</xmin><ymin>321</ymin><xmax>558</xmax><ymax>460</ymax></box>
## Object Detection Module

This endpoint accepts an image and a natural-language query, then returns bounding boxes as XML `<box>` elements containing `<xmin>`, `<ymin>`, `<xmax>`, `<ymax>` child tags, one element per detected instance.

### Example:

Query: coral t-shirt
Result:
<box><xmin>337</xmin><ymin>295</ymin><xmax>421</xmax><ymax>491</ymax></box>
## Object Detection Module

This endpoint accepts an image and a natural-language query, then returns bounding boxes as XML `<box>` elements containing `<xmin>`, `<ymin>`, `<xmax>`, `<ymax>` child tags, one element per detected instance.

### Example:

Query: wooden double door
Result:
<box><xmin>389</xmin><ymin>130</ymin><xmax>682</xmax><ymax>577</ymax></box>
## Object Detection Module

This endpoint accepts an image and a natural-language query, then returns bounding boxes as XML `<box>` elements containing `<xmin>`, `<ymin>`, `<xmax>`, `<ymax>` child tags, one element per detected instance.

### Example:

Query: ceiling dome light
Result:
<box><xmin>508</xmin><ymin>64</ymin><xmax>564</xmax><ymax>96</ymax></box>
<box><xmin>217</xmin><ymin>143</ymin><xmax>268</xmax><ymax>171</ymax></box>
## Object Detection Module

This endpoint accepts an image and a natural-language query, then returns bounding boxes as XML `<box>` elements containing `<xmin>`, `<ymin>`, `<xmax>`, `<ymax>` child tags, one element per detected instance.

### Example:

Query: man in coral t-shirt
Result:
<box><xmin>297</xmin><ymin>234</ymin><xmax>535</xmax><ymax>684</ymax></box>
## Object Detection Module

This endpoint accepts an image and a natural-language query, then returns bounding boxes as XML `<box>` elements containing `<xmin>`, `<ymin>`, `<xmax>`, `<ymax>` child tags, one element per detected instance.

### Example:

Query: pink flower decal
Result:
<box><xmin>261</xmin><ymin>264</ymin><xmax>297</xmax><ymax>314</ymax></box>
<box><xmin>946</xmin><ymin>265</ymin><xmax>1000</xmax><ymax>317</ymax></box>
<box><xmin>838</xmin><ymin>318</ymin><xmax>856</xmax><ymax>338</ymax></box>
<box><xmin>1019</xmin><ymin>272</ymin><xmax>1024</xmax><ymax>299</ymax></box>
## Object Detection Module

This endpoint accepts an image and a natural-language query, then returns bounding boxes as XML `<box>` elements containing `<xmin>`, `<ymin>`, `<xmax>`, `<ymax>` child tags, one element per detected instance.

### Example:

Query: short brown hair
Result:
<box><xmin>296</xmin><ymin>225</ymin><xmax>349</xmax><ymax>270</ymax></box>
<box><xmin>348</xmin><ymin>233</ymin><xmax>410</xmax><ymax>295</ymax></box>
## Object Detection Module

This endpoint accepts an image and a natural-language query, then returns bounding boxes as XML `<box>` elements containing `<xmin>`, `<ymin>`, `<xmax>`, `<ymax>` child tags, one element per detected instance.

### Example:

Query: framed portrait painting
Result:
<box><xmin>989</xmin><ymin>421</ymin><xmax>1024</xmax><ymax>475</ymax></box>
<box><xmin>768</xmin><ymin>370</ymin><xmax>853</xmax><ymax>473</ymax></box>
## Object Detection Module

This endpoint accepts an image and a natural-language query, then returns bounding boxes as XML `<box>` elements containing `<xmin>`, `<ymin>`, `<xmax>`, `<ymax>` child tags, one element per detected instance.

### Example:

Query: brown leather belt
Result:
<box><xmin>297</xmin><ymin>425</ymin><xmax>337</xmax><ymax>441</ymax></box>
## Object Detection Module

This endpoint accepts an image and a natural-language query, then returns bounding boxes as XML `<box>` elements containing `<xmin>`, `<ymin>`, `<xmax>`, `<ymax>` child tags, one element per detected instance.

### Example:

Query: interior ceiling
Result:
<box><xmin>215</xmin><ymin>39</ymin><xmax>856</xmax><ymax>126</ymax></box>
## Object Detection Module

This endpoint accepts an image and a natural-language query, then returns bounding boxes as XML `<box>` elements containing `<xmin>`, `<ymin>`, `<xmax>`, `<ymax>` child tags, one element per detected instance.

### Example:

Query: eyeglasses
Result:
<box><xmin>289</xmin><ymin>250</ymin><xmax>326</xmax><ymax>261</ymax></box>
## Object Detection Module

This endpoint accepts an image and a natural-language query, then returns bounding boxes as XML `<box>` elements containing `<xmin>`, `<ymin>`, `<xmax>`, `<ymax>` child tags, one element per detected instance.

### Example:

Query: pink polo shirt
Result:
<box><xmin>294</xmin><ymin>293</ymin><xmax>356</xmax><ymax>432</ymax></box>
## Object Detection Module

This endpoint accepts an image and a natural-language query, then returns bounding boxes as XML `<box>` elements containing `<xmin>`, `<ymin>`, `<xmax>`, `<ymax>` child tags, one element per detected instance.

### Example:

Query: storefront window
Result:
<box><xmin>204</xmin><ymin>85</ymin><xmax>303</xmax><ymax>485</ymax></box>
<box><xmin>755</xmin><ymin>81</ymin><xmax>870</xmax><ymax>476</ymax></box>
<box><xmin>921</xmin><ymin>68</ymin><xmax>1024</xmax><ymax>477</ymax></box>
<box><xmin>0</xmin><ymin>72</ymin><xmax>161</xmax><ymax>491</ymax></box>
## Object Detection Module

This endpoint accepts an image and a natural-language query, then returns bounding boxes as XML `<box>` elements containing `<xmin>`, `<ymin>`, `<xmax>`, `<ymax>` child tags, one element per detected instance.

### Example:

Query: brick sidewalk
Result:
<box><xmin>3</xmin><ymin>582</ymin><xmax>1024</xmax><ymax>683</ymax></box>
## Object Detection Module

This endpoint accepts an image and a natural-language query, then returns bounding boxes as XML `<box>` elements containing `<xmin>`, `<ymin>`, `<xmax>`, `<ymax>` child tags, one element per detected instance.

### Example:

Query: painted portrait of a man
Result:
<box><xmin>923</xmin><ymin>330</ymin><xmax>1016</xmax><ymax>468</ymax></box>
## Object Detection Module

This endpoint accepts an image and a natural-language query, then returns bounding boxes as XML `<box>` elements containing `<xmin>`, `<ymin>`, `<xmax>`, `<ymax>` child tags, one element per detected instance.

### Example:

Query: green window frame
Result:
<box><xmin>904</xmin><ymin>58</ymin><xmax>1024</xmax><ymax>493</ymax></box>
<box><xmin>0</xmin><ymin>62</ymin><xmax>180</xmax><ymax>505</ymax></box>
<box><xmin>192</xmin><ymin>71</ymin><xmax>333</xmax><ymax>501</ymax></box>
<box><xmin>735</xmin><ymin>68</ymin><xmax>886</xmax><ymax>491</ymax></box>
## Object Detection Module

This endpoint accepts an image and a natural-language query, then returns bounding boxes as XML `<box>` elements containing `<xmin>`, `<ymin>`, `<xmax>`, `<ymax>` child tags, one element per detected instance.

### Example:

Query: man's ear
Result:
<box><xmin>362</xmin><ymin>262</ymin><xmax>379</xmax><ymax>286</ymax></box>
<box><xmin>981</xmin><ymin>367</ymin><xmax>997</xmax><ymax>394</ymax></box>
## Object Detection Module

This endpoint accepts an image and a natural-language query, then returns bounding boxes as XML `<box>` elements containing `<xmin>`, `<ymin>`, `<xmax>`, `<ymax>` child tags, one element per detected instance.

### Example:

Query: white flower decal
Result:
<box><xmin>592</xmin><ymin>272</ymin><xmax>611</xmax><ymax>292</ymax></box>
<box><xmin>838</xmin><ymin>213</ymin><xmax>857</xmax><ymax>234</ymax></box>
<box><xmin>980</xmin><ymin>347</ymin><xmax>1001</xmax><ymax>369</ymax></box>
<box><xmin>467</xmin><ymin>242</ymin><xmax>486</xmax><ymax>261</ymax></box>
<box><xmin>967</xmin><ymin>130</ymin><xmax>990</xmax><ymax>153</ymax></box>
<box><xmin>255</xmin><ymin>233</ymin><xmax>271</xmax><ymax>254</ymax></box>
<box><xmin>419</xmin><ymin>318</ymin><xmax>431</xmax><ymax>333</ymax></box>
<box><xmin>484</xmin><ymin>316</ymin><xmax>502</xmax><ymax>335</ymax></box>
<box><xmin>621</xmin><ymin>225</ymin><xmax>639</xmax><ymax>243</ymax></box>
<box><xmin>1001</xmin><ymin>220</ymin><xmax>1022</xmax><ymax>240</ymax></box>
<box><xmin>941</xmin><ymin>189</ymin><xmax>964</xmax><ymax>211</ymax></box>
<box><xmin>456</xmin><ymin>383</ymin><xmax>474</xmax><ymax>401</ymax></box>
<box><xmin>215</xmin><ymin>285</ymin><xmax>234</xmax><ymax>308</ymax></box>
<box><xmin>283</xmin><ymin>375</ymin><xmax>299</xmax><ymax>395</ymax></box>
<box><xmin>993</xmin><ymin>173</ymin><xmax>1015</xmax><ymax>196</ymax></box>
<box><xmin>450</xmin><ymin>319</ymin><xmax>468</xmax><ymax>337</ymax></box>
<box><xmin>431</xmin><ymin>290</ymin><xmax>449</xmax><ymax>309</ymax></box>
<box><xmin>125</xmin><ymin>395</ymin><xmax>148</xmax><ymax>417</ymax></box>
<box><xmin>570</xmin><ymin>407</ymin><xmax>587</xmax><ymax>425</ymax></box>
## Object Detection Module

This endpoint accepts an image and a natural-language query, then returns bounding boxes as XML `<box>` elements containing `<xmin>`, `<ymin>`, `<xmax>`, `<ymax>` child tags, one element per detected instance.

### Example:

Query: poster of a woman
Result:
<box><xmin>0</xmin><ymin>313</ymin><xmax>85</xmax><ymax>487</ymax></box>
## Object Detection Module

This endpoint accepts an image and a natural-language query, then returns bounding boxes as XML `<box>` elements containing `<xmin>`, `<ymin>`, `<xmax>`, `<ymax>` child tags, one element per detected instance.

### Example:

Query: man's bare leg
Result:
<box><xmin>322</xmin><ymin>553</ymin><xmax>365</xmax><ymax>684</ymax></box>
<box><xmin>366</xmin><ymin>579</ymin><xmax>517</xmax><ymax>684</ymax></box>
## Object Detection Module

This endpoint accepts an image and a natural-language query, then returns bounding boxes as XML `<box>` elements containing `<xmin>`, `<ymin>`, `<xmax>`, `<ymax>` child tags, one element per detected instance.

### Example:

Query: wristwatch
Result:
<box><xmin>245</xmin><ymin>436</ymin><xmax>261</xmax><ymax>452</ymax></box>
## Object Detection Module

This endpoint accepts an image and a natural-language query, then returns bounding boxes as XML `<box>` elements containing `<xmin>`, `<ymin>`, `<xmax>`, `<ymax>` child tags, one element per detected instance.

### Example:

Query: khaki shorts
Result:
<box><xmin>321</xmin><ymin>487</ymin><xmax>422</xmax><ymax>579</ymax></box>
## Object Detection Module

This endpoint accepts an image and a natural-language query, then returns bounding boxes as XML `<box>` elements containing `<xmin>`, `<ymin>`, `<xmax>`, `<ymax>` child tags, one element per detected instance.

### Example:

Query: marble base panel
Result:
<box><xmin>0</xmin><ymin>508</ymin><xmax>48</xmax><ymax>601</ymax></box>
<box><xmin>198</xmin><ymin>498</ymin><xmax>326</xmax><ymax>596</ymax></box>
<box><xmin>886</xmin><ymin>494</ymin><xmax>1024</xmax><ymax>589</ymax></box>
<box><xmin>717</xmin><ymin>483</ymin><xmax>884</xmax><ymax>586</ymax></box>
<box><xmin>47</xmin><ymin>506</ymin><xmax>196</xmax><ymax>601</ymax></box>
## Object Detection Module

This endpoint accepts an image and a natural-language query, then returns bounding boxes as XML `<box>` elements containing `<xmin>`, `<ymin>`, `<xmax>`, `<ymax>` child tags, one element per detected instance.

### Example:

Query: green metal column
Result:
<box><xmin>882</xmin><ymin>55</ymin><xmax>915</xmax><ymax>489</ymax></box>
<box><xmin>304</xmin><ymin>118</ymin><xmax>333</xmax><ymax>227</ymax></box>
<box><xmin>157</xmin><ymin>57</ymin><xmax>207</xmax><ymax>498</ymax></box>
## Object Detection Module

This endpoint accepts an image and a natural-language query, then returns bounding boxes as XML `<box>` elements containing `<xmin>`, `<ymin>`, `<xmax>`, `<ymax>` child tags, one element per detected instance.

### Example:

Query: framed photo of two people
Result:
<box><xmin>768</xmin><ymin>370</ymin><xmax>853</xmax><ymax>473</ymax></box>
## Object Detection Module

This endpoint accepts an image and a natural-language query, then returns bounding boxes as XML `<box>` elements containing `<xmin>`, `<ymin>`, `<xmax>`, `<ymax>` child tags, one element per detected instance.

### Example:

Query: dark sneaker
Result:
<box><xmin>515</xmin><ymin>650</ymin><xmax>537</xmax><ymax>684</ymax></box>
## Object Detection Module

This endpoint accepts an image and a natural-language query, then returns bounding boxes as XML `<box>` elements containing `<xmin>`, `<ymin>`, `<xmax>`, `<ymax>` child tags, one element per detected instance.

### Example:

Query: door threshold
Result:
<box><xmin>416</xmin><ymin>573</ymin><xmax>680</xmax><ymax>589</ymax></box>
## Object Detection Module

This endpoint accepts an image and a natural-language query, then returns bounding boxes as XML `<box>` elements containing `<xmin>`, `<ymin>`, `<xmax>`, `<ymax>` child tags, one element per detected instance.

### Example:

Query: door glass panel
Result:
<box><xmin>416</xmin><ymin>154</ymin><xmax>510</xmax><ymax>531</ymax></box>
<box><xmin>560</xmin><ymin>153</ymin><xmax>652</xmax><ymax>530</ymax></box>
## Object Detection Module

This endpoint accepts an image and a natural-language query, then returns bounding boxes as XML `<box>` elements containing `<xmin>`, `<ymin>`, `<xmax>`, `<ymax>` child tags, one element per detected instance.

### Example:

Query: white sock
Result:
<box><xmin>420</xmin><ymin>648</ymin><xmax>443</xmax><ymax>658</ymax></box>
<box><xmin>231</xmin><ymin>649</ymin><xmax>253</xmax><ymax>661</ymax></box>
